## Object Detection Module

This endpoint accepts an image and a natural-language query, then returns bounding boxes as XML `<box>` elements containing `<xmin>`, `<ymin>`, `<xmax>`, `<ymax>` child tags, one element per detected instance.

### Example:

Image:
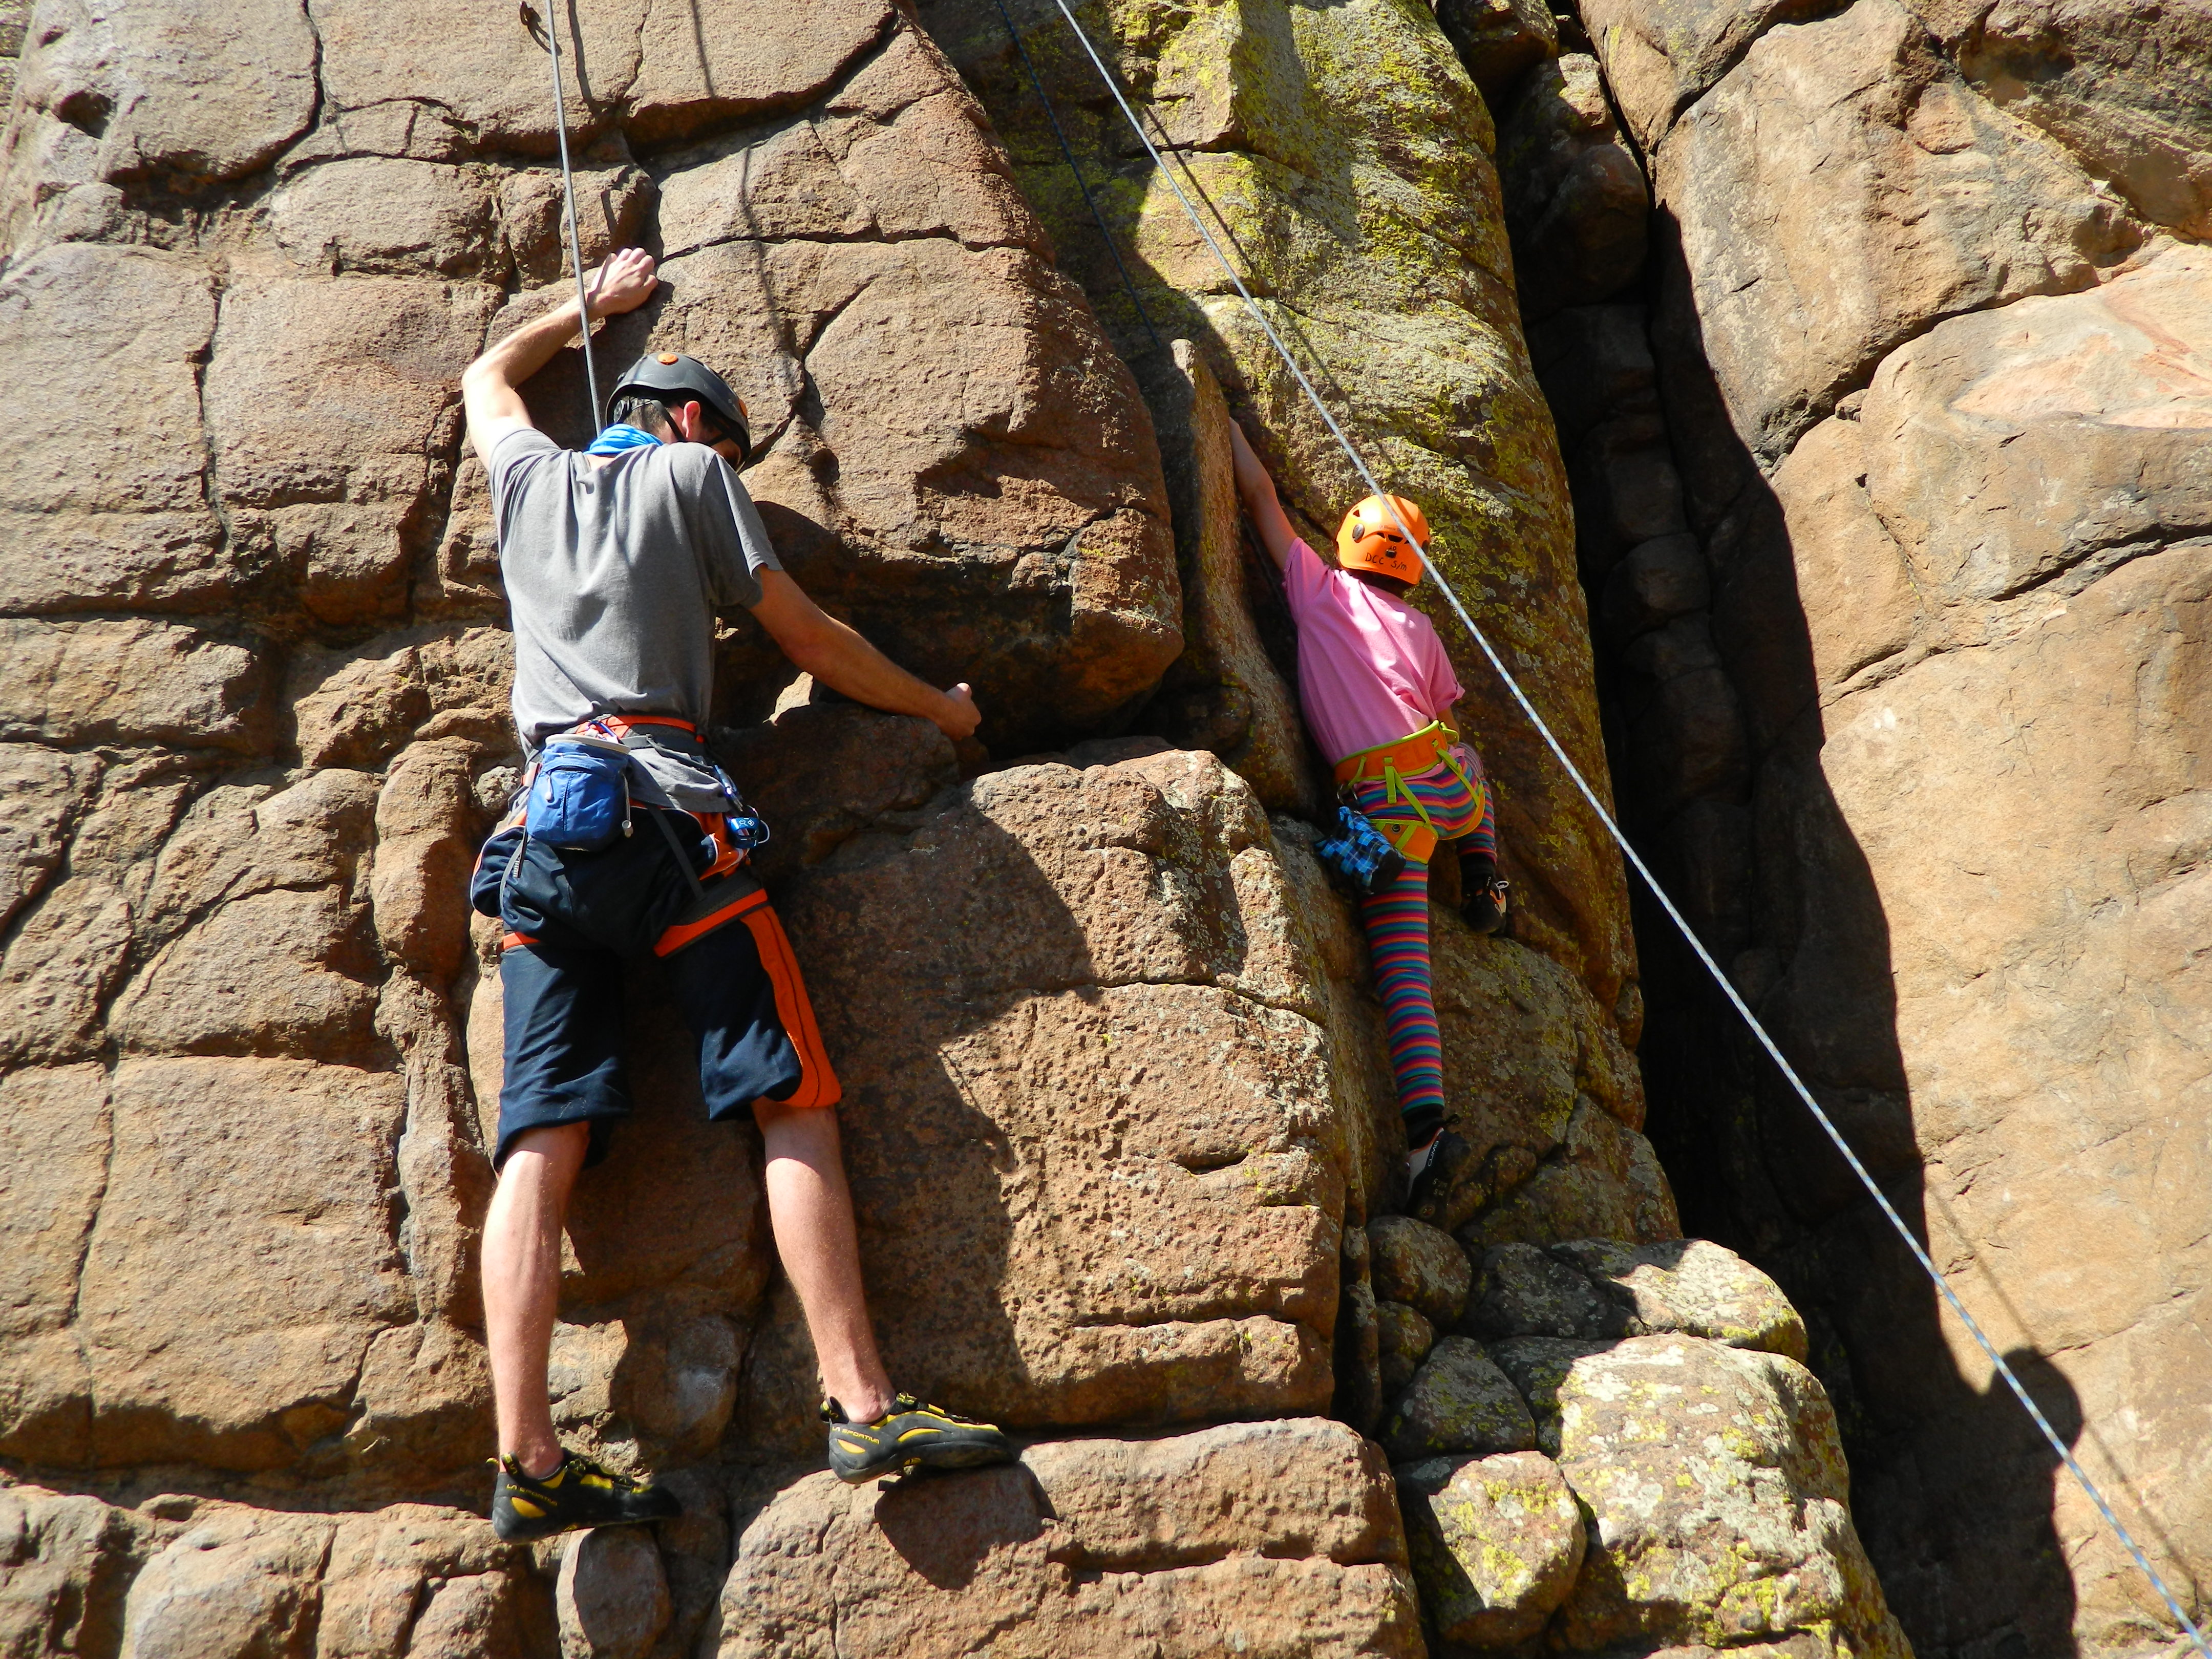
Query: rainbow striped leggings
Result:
<box><xmin>1351</xmin><ymin>747</ymin><xmax>1497</xmax><ymax>1138</ymax></box>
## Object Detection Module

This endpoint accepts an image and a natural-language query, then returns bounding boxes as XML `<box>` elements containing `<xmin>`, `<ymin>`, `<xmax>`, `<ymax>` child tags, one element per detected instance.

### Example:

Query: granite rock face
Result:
<box><xmin>1542</xmin><ymin>1336</ymin><xmax>1907</xmax><ymax>1657</ymax></box>
<box><xmin>1498</xmin><ymin>54</ymin><xmax>1649</xmax><ymax>326</ymax></box>
<box><xmin>1397</xmin><ymin>1450</ymin><xmax>1585</xmax><ymax>1649</ymax></box>
<box><xmin>1549</xmin><ymin>0</ymin><xmax>2212</xmax><ymax>1648</ymax></box>
<box><xmin>0</xmin><ymin>0</ymin><xmax>1918</xmax><ymax>1653</ymax></box>
<box><xmin>717</xmin><ymin>1419</ymin><xmax>1422</xmax><ymax>1658</ymax></box>
<box><xmin>924</xmin><ymin>0</ymin><xmax>1640</xmax><ymax>1014</ymax></box>
<box><xmin>1378</xmin><ymin>1238</ymin><xmax>1896</xmax><ymax>1657</ymax></box>
<box><xmin>1</xmin><ymin>4</ymin><xmax>1181</xmax><ymax>756</ymax></box>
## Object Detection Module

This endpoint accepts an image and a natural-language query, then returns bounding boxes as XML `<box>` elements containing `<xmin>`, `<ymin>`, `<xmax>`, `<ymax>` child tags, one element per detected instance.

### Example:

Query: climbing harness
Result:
<box><xmin>565</xmin><ymin>714</ymin><xmax>765</xmax><ymax>884</ymax></box>
<box><xmin>478</xmin><ymin>713</ymin><xmax>771</xmax><ymax>955</ymax></box>
<box><xmin>519</xmin><ymin>0</ymin><xmax>604</xmax><ymax>430</ymax></box>
<box><xmin>1332</xmin><ymin>722</ymin><xmax>1482</xmax><ymax>865</ymax></box>
<box><xmin>1037</xmin><ymin>4</ymin><xmax>2212</xmax><ymax>1647</ymax></box>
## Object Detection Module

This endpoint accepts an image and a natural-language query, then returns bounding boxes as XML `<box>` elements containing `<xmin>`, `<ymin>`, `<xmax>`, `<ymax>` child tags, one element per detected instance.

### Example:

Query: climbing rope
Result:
<box><xmin>1039</xmin><ymin>2</ymin><xmax>2212</xmax><ymax>1647</ymax></box>
<box><xmin>987</xmin><ymin>0</ymin><xmax>1167</xmax><ymax>361</ymax></box>
<box><xmin>520</xmin><ymin>0</ymin><xmax>603</xmax><ymax>429</ymax></box>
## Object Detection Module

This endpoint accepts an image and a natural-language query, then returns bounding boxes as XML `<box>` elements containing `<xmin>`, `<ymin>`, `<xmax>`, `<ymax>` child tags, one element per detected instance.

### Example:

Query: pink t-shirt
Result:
<box><xmin>1281</xmin><ymin>538</ymin><xmax>1463</xmax><ymax>764</ymax></box>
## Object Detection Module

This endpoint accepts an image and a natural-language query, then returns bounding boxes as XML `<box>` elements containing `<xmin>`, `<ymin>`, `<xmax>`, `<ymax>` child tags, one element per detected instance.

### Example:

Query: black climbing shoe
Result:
<box><xmin>490</xmin><ymin>1449</ymin><xmax>682</xmax><ymax>1542</ymax></box>
<box><xmin>1460</xmin><ymin>855</ymin><xmax>1511</xmax><ymax>936</ymax></box>
<box><xmin>822</xmin><ymin>1394</ymin><xmax>1017</xmax><ymax>1485</ymax></box>
<box><xmin>1407</xmin><ymin>1127</ymin><xmax>1471</xmax><ymax>1222</ymax></box>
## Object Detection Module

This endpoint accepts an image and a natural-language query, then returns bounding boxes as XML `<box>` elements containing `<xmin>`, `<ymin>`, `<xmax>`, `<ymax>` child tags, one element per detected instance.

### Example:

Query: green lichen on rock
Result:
<box><xmin>1376</xmin><ymin>1298</ymin><xmax>1438</xmax><ymax>1394</ymax></box>
<box><xmin>923</xmin><ymin>0</ymin><xmax>1636</xmax><ymax>1010</ymax></box>
<box><xmin>1553</xmin><ymin>1237</ymin><xmax>1810</xmax><ymax>1360</ymax></box>
<box><xmin>1467</xmin><ymin>1241</ymin><xmax>1619</xmax><ymax>1339</ymax></box>
<box><xmin>1397</xmin><ymin>1449</ymin><xmax>1586</xmax><ymax>1647</ymax></box>
<box><xmin>1381</xmin><ymin>1334</ymin><xmax>1537</xmax><ymax>1460</ymax></box>
<box><xmin>1539</xmin><ymin>1335</ymin><xmax>1912</xmax><ymax>1657</ymax></box>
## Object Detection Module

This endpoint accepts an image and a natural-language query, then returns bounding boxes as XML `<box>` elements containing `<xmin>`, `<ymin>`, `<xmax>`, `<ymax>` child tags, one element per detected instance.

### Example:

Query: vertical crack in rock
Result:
<box><xmin>1519</xmin><ymin>0</ymin><xmax>2212</xmax><ymax>1650</ymax></box>
<box><xmin>0</xmin><ymin>0</ymin><xmax>1977</xmax><ymax>1652</ymax></box>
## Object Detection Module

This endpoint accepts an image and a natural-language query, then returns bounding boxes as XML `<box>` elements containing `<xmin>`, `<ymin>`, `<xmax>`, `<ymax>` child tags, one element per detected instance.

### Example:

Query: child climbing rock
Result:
<box><xmin>1228</xmin><ymin>420</ymin><xmax>1510</xmax><ymax>1211</ymax></box>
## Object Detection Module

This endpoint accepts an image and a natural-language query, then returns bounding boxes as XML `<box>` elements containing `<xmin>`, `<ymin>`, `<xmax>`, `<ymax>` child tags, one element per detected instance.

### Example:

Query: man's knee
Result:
<box><xmin>754</xmin><ymin>1095</ymin><xmax>840</xmax><ymax>1151</ymax></box>
<box><xmin>497</xmin><ymin>1121</ymin><xmax>592</xmax><ymax>1195</ymax></box>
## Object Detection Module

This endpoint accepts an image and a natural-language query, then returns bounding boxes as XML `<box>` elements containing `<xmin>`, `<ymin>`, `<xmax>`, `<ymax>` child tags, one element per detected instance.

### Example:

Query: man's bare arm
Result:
<box><xmin>750</xmin><ymin>570</ymin><xmax>981</xmax><ymax>741</ymax></box>
<box><xmin>1228</xmin><ymin>418</ymin><xmax>1297</xmax><ymax>571</ymax></box>
<box><xmin>461</xmin><ymin>248</ymin><xmax>661</xmax><ymax>467</ymax></box>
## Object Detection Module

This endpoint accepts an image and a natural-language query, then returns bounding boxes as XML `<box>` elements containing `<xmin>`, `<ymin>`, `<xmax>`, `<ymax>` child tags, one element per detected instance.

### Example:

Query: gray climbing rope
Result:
<box><xmin>988</xmin><ymin>0</ymin><xmax>1167</xmax><ymax>360</ymax></box>
<box><xmin>1040</xmin><ymin>2</ymin><xmax>2212</xmax><ymax>1648</ymax></box>
<box><xmin>520</xmin><ymin>0</ymin><xmax>603</xmax><ymax>430</ymax></box>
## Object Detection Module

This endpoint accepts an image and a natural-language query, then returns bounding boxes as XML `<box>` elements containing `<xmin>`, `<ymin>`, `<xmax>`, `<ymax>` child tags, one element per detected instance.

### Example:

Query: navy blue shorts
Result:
<box><xmin>474</xmin><ymin>815</ymin><xmax>840</xmax><ymax>1169</ymax></box>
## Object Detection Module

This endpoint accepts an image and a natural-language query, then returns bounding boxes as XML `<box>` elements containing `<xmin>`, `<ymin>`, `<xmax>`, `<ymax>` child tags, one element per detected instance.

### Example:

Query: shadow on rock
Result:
<box><xmin>1570</xmin><ymin>206</ymin><xmax>2088</xmax><ymax>1657</ymax></box>
<box><xmin>873</xmin><ymin>1464</ymin><xmax>1050</xmax><ymax>1591</ymax></box>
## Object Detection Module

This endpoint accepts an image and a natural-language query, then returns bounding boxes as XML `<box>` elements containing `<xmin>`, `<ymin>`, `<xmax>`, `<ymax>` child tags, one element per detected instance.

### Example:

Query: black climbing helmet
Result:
<box><xmin>607</xmin><ymin>351</ymin><xmax>752</xmax><ymax>462</ymax></box>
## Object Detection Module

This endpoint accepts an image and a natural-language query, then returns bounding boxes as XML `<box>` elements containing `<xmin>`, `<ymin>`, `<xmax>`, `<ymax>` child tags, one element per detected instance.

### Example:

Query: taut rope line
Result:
<box><xmin>1039</xmin><ymin>1</ymin><xmax>2210</xmax><ymax>1646</ymax></box>
<box><xmin>521</xmin><ymin>1</ymin><xmax>603</xmax><ymax>430</ymax></box>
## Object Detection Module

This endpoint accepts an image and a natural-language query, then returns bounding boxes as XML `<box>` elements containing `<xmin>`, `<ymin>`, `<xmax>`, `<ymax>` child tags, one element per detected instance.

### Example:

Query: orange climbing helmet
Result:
<box><xmin>1336</xmin><ymin>494</ymin><xmax>1429</xmax><ymax>587</ymax></box>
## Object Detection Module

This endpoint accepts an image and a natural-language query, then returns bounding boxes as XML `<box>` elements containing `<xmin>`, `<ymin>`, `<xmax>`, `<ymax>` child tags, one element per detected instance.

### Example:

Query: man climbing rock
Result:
<box><xmin>1228</xmin><ymin>420</ymin><xmax>1509</xmax><ymax>1216</ymax></box>
<box><xmin>461</xmin><ymin>246</ymin><xmax>1016</xmax><ymax>1542</ymax></box>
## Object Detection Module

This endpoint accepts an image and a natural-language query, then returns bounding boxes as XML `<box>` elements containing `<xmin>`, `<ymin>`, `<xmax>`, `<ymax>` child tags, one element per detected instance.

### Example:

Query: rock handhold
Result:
<box><xmin>1381</xmin><ymin>1335</ymin><xmax>1538</xmax><ymax>1461</ymax></box>
<box><xmin>4</xmin><ymin>1486</ymin><xmax>161</xmax><ymax>1656</ymax></box>
<box><xmin>1544</xmin><ymin>1336</ymin><xmax>1907</xmax><ymax>1656</ymax></box>
<box><xmin>1375</xmin><ymin>1300</ymin><xmax>1437</xmax><ymax>1395</ymax></box>
<box><xmin>118</xmin><ymin>1511</ymin><xmax>328</xmax><ymax>1659</ymax></box>
<box><xmin>1146</xmin><ymin>341</ymin><xmax>1318</xmax><ymax>815</ymax></box>
<box><xmin>558</xmin><ymin>1528</ymin><xmax>672</xmax><ymax>1659</ymax></box>
<box><xmin>1401</xmin><ymin>1125</ymin><xmax>1493</xmax><ymax>1235</ymax></box>
<box><xmin>1550</xmin><ymin>1238</ymin><xmax>1809</xmax><ymax>1362</ymax></box>
<box><xmin>1466</xmin><ymin>1241</ymin><xmax>1617</xmax><ymax>1340</ymax></box>
<box><xmin>1460</xmin><ymin>1094</ymin><xmax>1681</xmax><ymax>1249</ymax></box>
<box><xmin>1484</xmin><ymin>1336</ymin><xmax>1613</xmax><ymax>1457</ymax></box>
<box><xmin>1396</xmin><ymin>1450</ymin><xmax>1586</xmax><ymax>1649</ymax></box>
<box><xmin>717</xmin><ymin>1420</ymin><xmax>1421</xmax><ymax>1657</ymax></box>
<box><xmin>1367</xmin><ymin>1215</ymin><xmax>1474</xmax><ymax>1328</ymax></box>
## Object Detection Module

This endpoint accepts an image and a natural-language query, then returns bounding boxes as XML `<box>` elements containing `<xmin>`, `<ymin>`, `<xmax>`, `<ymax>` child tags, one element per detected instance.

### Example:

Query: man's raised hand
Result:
<box><xmin>586</xmin><ymin>248</ymin><xmax>658</xmax><ymax>320</ymax></box>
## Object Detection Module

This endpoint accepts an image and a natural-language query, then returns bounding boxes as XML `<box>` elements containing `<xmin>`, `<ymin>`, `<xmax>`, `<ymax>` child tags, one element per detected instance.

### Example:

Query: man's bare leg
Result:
<box><xmin>754</xmin><ymin>1100</ymin><xmax>893</xmax><ymax>1421</ymax></box>
<box><xmin>482</xmin><ymin>1121</ymin><xmax>591</xmax><ymax>1476</ymax></box>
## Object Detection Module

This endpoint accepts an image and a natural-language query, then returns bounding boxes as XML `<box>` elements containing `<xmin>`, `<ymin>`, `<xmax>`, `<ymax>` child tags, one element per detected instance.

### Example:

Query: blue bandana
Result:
<box><xmin>584</xmin><ymin>423</ymin><xmax>662</xmax><ymax>457</ymax></box>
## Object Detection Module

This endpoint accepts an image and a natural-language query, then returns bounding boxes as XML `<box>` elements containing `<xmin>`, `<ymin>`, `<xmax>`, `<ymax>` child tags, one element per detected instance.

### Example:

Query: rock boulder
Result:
<box><xmin>716</xmin><ymin>1420</ymin><xmax>1422</xmax><ymax>1659</ymax></box>
<box><xmin>1397</xmin><ymin>1449</ymin><xmax>1585</xmax><ymax>1649</ymax></box>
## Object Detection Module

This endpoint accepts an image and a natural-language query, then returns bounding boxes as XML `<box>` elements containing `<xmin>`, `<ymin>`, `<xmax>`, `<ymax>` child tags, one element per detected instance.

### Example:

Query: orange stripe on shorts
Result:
<box><xmin>652</xmin><ymin>884</ymin><xmax>769</xmax><ymax>957</ymax></box>
<box><xmin>740</xmin><ymin>905</ymin><xmax>842</xmax><ymax>1111</ymax></box>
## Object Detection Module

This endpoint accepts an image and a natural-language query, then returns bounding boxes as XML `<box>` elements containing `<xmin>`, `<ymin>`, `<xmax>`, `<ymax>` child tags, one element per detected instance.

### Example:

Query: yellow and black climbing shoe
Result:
<box><xmin>822</xmin><ymin>1394</ymin><xmax>1017</xmax><ymax>1485</ymax></box>
<box><xmin>490</xmin><ymin>1449</ymin><xmax>682</xmax><ymax>1542</ymax></box>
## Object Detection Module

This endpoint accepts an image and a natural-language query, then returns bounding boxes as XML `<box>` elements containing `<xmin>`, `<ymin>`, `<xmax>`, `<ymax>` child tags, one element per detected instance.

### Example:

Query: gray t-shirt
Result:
<box><xmin>490</xmin><ymin>427</ymin><xmax>780</xmax><ymax>804</ymax></box>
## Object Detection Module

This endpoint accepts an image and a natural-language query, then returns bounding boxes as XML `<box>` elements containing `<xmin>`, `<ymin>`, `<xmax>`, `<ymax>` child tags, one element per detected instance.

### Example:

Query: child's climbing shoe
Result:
<box><xmin>822</xmin><ymin>1394</ymin><xmax>1017</xmax><ymax>1485</ymax></box>
<box><xmin>490</xmin><ymin>1449</ymin><xmax>682</xmax><ymax>1542</ymax></box>
<box><xmin>1407</xmin><ymin>1127</ymin><xmax>1470</xmax><ymax>1222</ymax></box>
<box><xmin>1460</xmin><ymin>855</ymin><xmax>1511</xmax><ymax>936</ymax></box>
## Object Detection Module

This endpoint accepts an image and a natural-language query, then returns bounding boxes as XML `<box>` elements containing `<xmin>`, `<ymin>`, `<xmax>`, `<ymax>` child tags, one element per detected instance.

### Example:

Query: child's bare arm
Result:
<box><xmin>1228</xmin><ymin>419</ymin><xmax>1296</xmax><ymax>571</ymax></box>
